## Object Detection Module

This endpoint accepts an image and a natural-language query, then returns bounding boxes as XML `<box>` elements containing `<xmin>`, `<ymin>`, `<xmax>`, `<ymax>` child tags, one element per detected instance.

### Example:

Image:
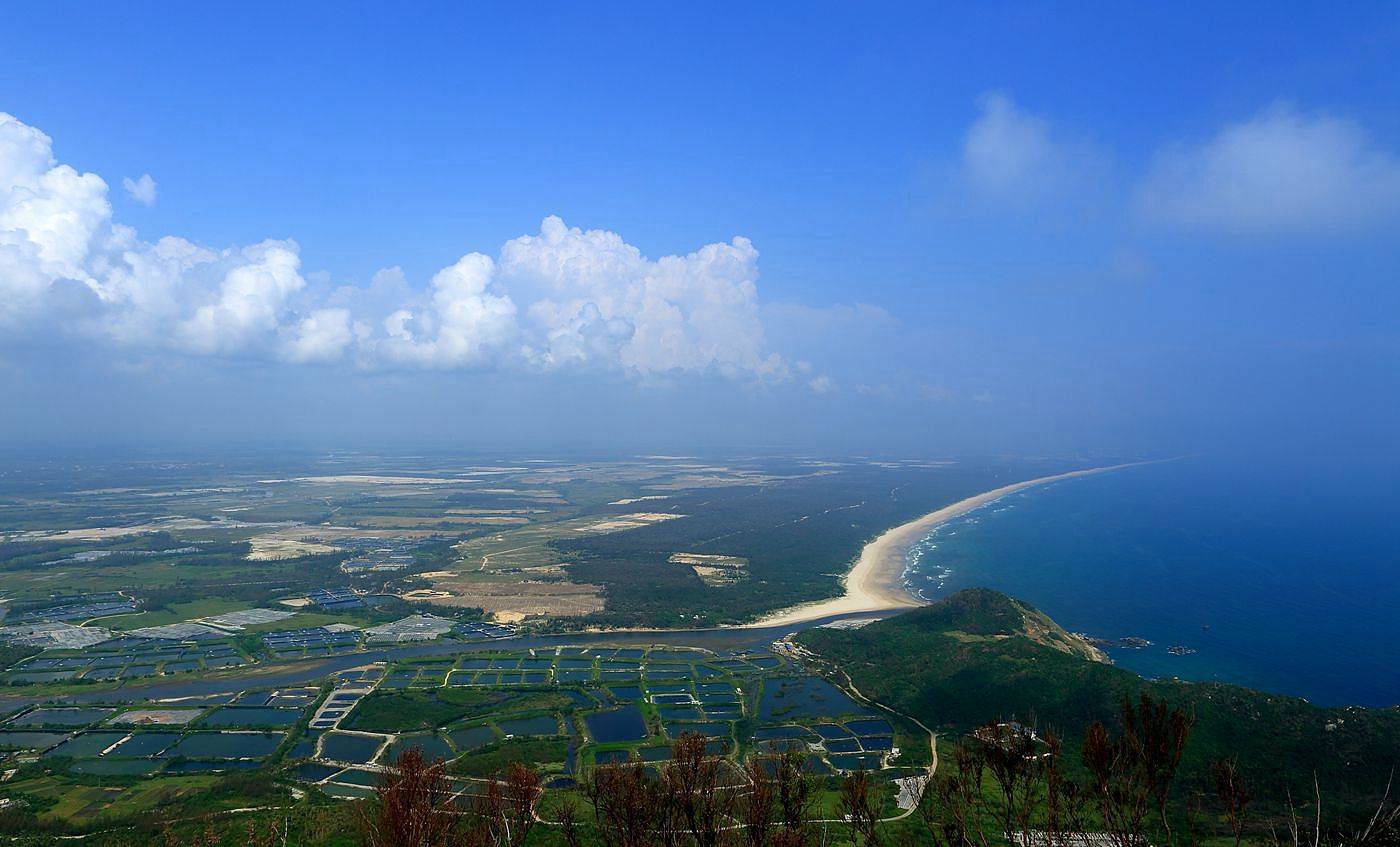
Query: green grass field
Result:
<box><xmin>342</xmin><ymin>687</ymin><xmax>574</xmax><ymax>733</ymax></box>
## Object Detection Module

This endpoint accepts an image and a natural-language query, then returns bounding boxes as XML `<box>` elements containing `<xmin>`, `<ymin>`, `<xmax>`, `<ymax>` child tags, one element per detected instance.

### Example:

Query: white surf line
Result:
<box><xmin>745</xmin><ymin>461</ymin><xmax>1157</xmax><ymax>629</ymax></box>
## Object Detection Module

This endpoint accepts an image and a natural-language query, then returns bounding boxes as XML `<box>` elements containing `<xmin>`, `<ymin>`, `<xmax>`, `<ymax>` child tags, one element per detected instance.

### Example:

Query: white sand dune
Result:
<box><xmin>746</xmin><ymin>463</ymin><xmax>1146</xmax><ymax>628</ymax></box>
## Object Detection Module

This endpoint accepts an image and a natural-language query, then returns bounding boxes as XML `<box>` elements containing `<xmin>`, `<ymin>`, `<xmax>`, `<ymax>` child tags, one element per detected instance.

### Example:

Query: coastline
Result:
<box><xmin>744</xmin><ymin>462</ymin><xmax>1146</xmax><ymax>629</ymax></box>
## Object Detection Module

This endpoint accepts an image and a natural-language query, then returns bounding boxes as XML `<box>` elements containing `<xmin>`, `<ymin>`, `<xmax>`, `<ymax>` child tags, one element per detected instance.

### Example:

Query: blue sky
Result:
<box><xmin>1</xmin><ymin>3</ymin><xmax>1398</xmax><ymax>457</ymax></box>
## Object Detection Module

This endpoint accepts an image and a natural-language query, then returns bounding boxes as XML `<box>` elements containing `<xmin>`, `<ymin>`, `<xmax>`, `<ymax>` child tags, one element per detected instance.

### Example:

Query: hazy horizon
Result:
<box><xmin>3</xmin><ymin>4</ymin><xmax>1398</xmax><ymax>462</ymax></box>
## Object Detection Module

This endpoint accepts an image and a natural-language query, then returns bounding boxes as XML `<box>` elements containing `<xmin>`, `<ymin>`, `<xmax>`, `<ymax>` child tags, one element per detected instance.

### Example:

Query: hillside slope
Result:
<box><xmin>799</xmin><ymin>588</ymin><xmax>1400</xmax><ymax>808</ymax></box>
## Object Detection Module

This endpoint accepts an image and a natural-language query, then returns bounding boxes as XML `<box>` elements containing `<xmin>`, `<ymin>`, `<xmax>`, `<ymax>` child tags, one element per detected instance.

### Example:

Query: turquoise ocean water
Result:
<box><xmin>902</xmin><ymin>459</ymin><xmax>1400</xmax><ymax>707</ymax></box>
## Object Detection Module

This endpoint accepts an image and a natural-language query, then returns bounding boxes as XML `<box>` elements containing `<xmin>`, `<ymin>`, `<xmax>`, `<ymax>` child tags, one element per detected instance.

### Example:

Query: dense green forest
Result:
<box><xmin>556</xmin><ymin>462</ymin><xmax>1082</xmax><ymax>627</ymax></box>
<box><xmin>799</xmin><ymin>588</ymin><xmax>1400</xmax><ymax>813</ymax></box>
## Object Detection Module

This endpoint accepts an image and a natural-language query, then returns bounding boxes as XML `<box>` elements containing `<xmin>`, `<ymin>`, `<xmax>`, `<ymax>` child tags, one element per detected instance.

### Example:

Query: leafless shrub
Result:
<box><xmin>360</xmin><ymin>747</ymin><xmax>464</xmax><ymax>847</ymax></box>
<box><xmin>840</xmin><ymin>768</ymin><xmax>882</xmax><ymax>847</ymax></box>
<box><xmin>774</xmin><ymin>747</ymin><xmax>817</xmax><ymax>842</ymax></box>
<box><xmin>738</xmin><ymin>755</ymin><xmax>777</xmax><ymax>847</ymax></box>
<box><xmin>1211</xmin><ymin>759</ymin><xmax>1252</xmax><ymax>847</ymax></box>
<box><xmin>584</xmin><ymin>759</ymin><xmax>680</xmax><ymax>847</ymax></box>
<box><xmin>664</xmin><ymin>732</ymin><xmax>734</xmax><ymax>847</ymax></box>
<box><xmin>556</xmin><ymin>792</ymin><xmax>585</xmax><ymax>847</ymax></box>
<box><xmin>979</xmin><ymin>721</ymin><xmax>1047</xmax><ymax>839</ymax></box>
<box><xmin>920</xmin><ymin>741</ymin><xmax>993</xmax><ymax>847</ymax></box>
<box><xmin>1083</xmin><ymin>695</ymin><xmax>1193</xmax><ymax>847</ymax></box>
<box><xmin>1126</xmin><ymin>695</ymin><xmax>1194</xmax><ymax>847</ymax></box>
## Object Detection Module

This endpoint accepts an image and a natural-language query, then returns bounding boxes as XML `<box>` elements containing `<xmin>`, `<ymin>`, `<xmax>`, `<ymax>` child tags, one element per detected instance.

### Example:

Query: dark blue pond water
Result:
<box><xmin>585</xmin><ymin>706</ymin><xmax>647</xmax><ymax>742</ymax></box>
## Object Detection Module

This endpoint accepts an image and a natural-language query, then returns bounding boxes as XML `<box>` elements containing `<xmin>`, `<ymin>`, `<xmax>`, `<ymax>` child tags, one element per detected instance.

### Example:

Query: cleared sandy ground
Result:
<box><xmin>746</xmin><ymin>463</ymin><xmax>1144</xmax><ymax>628</ymax></box>
<box><xmin>417</xmin><ymin>579</ymin><xmax>606</xmax><ymax>619</ymax></box>
<box><xmin>5</xmin><ymin>516</ymin><xmax>278</xmax><ymax>544</ymax></box>
<box><xmin>246</xmin><ymin>537</ymin><xmax>342</xmax><ymax>561</ymax></box>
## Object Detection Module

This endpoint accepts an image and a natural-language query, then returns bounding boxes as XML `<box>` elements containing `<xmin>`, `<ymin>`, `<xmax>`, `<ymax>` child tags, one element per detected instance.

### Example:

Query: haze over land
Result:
<box><xmin>2</xmin><ymin>5</ymin><xmax>1398</xmax><ymax>464</ymax></box>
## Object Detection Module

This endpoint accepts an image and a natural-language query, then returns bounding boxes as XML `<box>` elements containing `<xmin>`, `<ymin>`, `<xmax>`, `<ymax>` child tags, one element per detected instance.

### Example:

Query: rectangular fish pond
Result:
<box><xmin>199</xmin><ymin>706</ymin><xmax>303</xmax><ymax>727</ymax></box>
<box><xmin>584</xmin><ymin>706</ymin><xmax>647</xmax><ymax>743</ymax></box>
<box><xmin>9</xmin><ymin>708</ymin><xmax>115</xmax><ymax>727</ymax></box>
<box><xmin>166</xmin><ymin>731</ymin><xmax>284</xmax><ymax>759</ymax></box>
<box><xmin>382</xmin><ymin>734</ymin><xmax>455</xmax><ymax>763</ymax></box>
<box><xmin>758</xmin><ymin>677</ymin><xmax>866</xmax><ymax>721</ymax></box>
<box><xmin>319</xmin><ymin>732</ymin><xmax>386</xmax><ymax>764</ymax></box>
<box><xmin>497</xmin><ymin>715</ymin><xmax>561</xmax><ymax>737</ymax></box>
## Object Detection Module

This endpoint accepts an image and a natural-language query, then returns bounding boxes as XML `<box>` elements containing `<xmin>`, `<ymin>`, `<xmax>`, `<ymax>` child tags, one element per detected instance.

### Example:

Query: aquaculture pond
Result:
<box><xmin>295</xmin><ymin>762</ymin><xmax>341</xmax><ymax>782</ymax></box>
<box><xmin>71</xmin><ymin>759</ymin><xmax>161</xmax><ymax>776</ymax></box>
<box><xmin>828</xmin><ymin>752</ymin><xmax>885</xmax><ymax>771</ymax></box>
<box><xmin>334</xmin><ymin>645</ymin><xmax>916</xmax><ymax>778</ymax></box>
<box><xmin>845</xmin><ymin>718</ymin><xmax>893</xmax><ymax>736</ymax></box>
<box><xmin>110</xmin><ymin>732</ymin><xmax>181</xmax><ymax>756</ymax></box>
<box><xmin>167</xmin><ymin>731</ymin><xmax>283</xmax><ymax>759</ymax></box>
<box><xmin>0</xmin><ymin>731</ymin><xmax>69</xmax><ymax>750</ymax></box>
<box><xmin>44</xmin><ymin>732</ymin><xmax>127</xmax><ymax>758</ymax></box>
<box><xmin>754</xmin><ymin>725</ymin><xmax>813</xmax><ymax>741</ymax></box>
<box><xmin>448</xmin><ymin>726</ymin><xmax>497</xmax><ymax>751</ymax></box>
<box><xmin>561</xmin><ymin>690</ymin><xmax>595</xmax><ymax>708</ymax></box>
<box><xmin>758</xmin><ymin>676</ymin><xmax>865</xmax><ymax>721</ymax></box>
<box><xmin>200</xmin><ymin>706</ymin><xmax>302</xmax><ymax>727</ymax></box>
<box><xmin>497</xmin><ymin>715</ymin><xmax>560</xmax><ymax>737</ymax></box>
<box><xmin>9</xmin><ymin>708</ymin><xmax>114</xmax><ymax>727</ymax></box>
<box><xmin>663</xmin><ymin>721</ymin><xmax>730</xmax><ymax>739</ymax></box>
<box><xmin>10</xmin><ymin>671</ymin><xmax>76</xmax><ymax>683</ymax></box>
<box><xmin>585</xmin><ymin>706</ymin><xmax>647</xmax><ymax>743</ymax></box>
<box><xmin>330</xmin><ymin>768</ymin><xmax>381</xmax><ymax>787</ymax></box>
<box><xmin>165</xmin><ymin>760</ymin><xmax>262</xmax><ymax>773</ymax></box>
<box><xmin>383</xmin><ymin>734</ymin><xmax>454</xmax><ymax>762</ymax></box>
<box><xmin>320</xmin><ymin>732</ymin><xmax>385</xmax><ymax>764</ymax></box>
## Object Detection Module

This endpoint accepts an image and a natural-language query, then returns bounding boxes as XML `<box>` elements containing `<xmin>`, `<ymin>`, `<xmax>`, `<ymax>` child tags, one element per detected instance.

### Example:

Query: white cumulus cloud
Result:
<box><xmin>281</xmin><ymin>308</ymin><xmax>353</xmax><ymax>364</ymax></box>
<box><xmin>375</xmin><ymin>252</ymin><xmax>518</xmax><ymax>368</ymax></box>
<box><xmin>0</xmin><ymin>113</ymin><xmax>796</xmax><ymax>385</ymax></box>
<box><xmin>122</xmin><ymin>173</ymin><xmax>157</xmax><ymax>206</ymax></box>
<box><xmin>0</xmin><ymin>114</ymin><xmax>111</xmax><ymax>289</ymax></box>
<box><xmin>1136</xmin><ymin>103</ymin><xmax>1400</xmax><ymax>234</ymax></box>
<box><xmin>177</xmin><ymin>240</ymin><xmax>307</xmax><ymax>356</ymax></box>
<box><xmin>502</xmin><ymin>215</ymin><xmax>788</xmax><ymax>380</ymax></box>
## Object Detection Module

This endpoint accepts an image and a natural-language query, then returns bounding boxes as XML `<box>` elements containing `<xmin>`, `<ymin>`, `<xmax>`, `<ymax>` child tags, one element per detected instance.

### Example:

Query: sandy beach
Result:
<box><xmin>746</xmin><ymin>463</ymin><xmax>1143</xmax><ymax>628</ymax></box>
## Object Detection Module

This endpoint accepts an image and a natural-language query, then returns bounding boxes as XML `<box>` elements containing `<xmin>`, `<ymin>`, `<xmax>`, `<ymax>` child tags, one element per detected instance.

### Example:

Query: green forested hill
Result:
<box><xmin>798</xmin><ymin>588</ymin><xmax>1400</xmax><ymax>810</ymax></box>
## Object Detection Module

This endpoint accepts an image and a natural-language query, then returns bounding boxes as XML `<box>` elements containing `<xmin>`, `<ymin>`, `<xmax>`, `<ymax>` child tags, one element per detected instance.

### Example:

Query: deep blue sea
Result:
<box><xmin>903</xmin><ymin>458</ymin><xmax>1400</xmax><ymax>707</ymax></box>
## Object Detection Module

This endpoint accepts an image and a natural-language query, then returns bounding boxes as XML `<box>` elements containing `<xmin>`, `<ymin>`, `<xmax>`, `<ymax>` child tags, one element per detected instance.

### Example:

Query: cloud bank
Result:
<box><xmin>948</xmin><ymin>95</ymin><xmax>1400</xmax><ymax>235</ymax></box>
<box><xmin>1136</xmin><ymin>103</ymin><xmax>1400</xmax><ymax>234</ymax></box>
<box><xmin>0</xmin><ymin>113</ymin><xmax>792</xmax><ymax>383</ymax></box>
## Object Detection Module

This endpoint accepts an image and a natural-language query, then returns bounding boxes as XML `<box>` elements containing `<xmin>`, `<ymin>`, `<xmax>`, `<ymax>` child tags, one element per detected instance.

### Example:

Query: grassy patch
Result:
<box><xmin>106</xmin><ymin>598</ymin><xmax>251</xmax><ymax>631</ymax></box>
<box><xmin>448</xmin><ymin>737</ymin><xmax>570</xmax><ymax>777</ymax></box>
<box><xmin>343</xmin><ymin>687</ymin><xmax>572</xmax><ymax>733</ymax></box>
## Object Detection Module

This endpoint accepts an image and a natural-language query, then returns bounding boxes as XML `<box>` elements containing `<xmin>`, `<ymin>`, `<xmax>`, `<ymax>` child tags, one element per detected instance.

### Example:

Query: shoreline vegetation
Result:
<box><xmin>798</xmin><ymin>586</ymin><xmax>1400</xmax><ymax>816</ymax></box>
<box><xmin>746</xmin><ymin>462</ymin><xmax>1149</xmax><ymax>628</ymax></box>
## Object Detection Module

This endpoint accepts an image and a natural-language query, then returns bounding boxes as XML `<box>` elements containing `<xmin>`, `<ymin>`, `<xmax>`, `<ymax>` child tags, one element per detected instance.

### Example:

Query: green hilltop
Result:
<box><xmin>798</xmin><ymin>588</ymin><xmax>1400</xmax><ymax>811</ymax></box>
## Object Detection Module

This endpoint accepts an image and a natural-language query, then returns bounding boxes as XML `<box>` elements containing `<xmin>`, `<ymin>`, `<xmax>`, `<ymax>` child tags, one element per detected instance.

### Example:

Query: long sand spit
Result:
<box><xmin>747</xmin><ymin>462</ymin><xmax>1148</xmax><ymax>628</ymax></box>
